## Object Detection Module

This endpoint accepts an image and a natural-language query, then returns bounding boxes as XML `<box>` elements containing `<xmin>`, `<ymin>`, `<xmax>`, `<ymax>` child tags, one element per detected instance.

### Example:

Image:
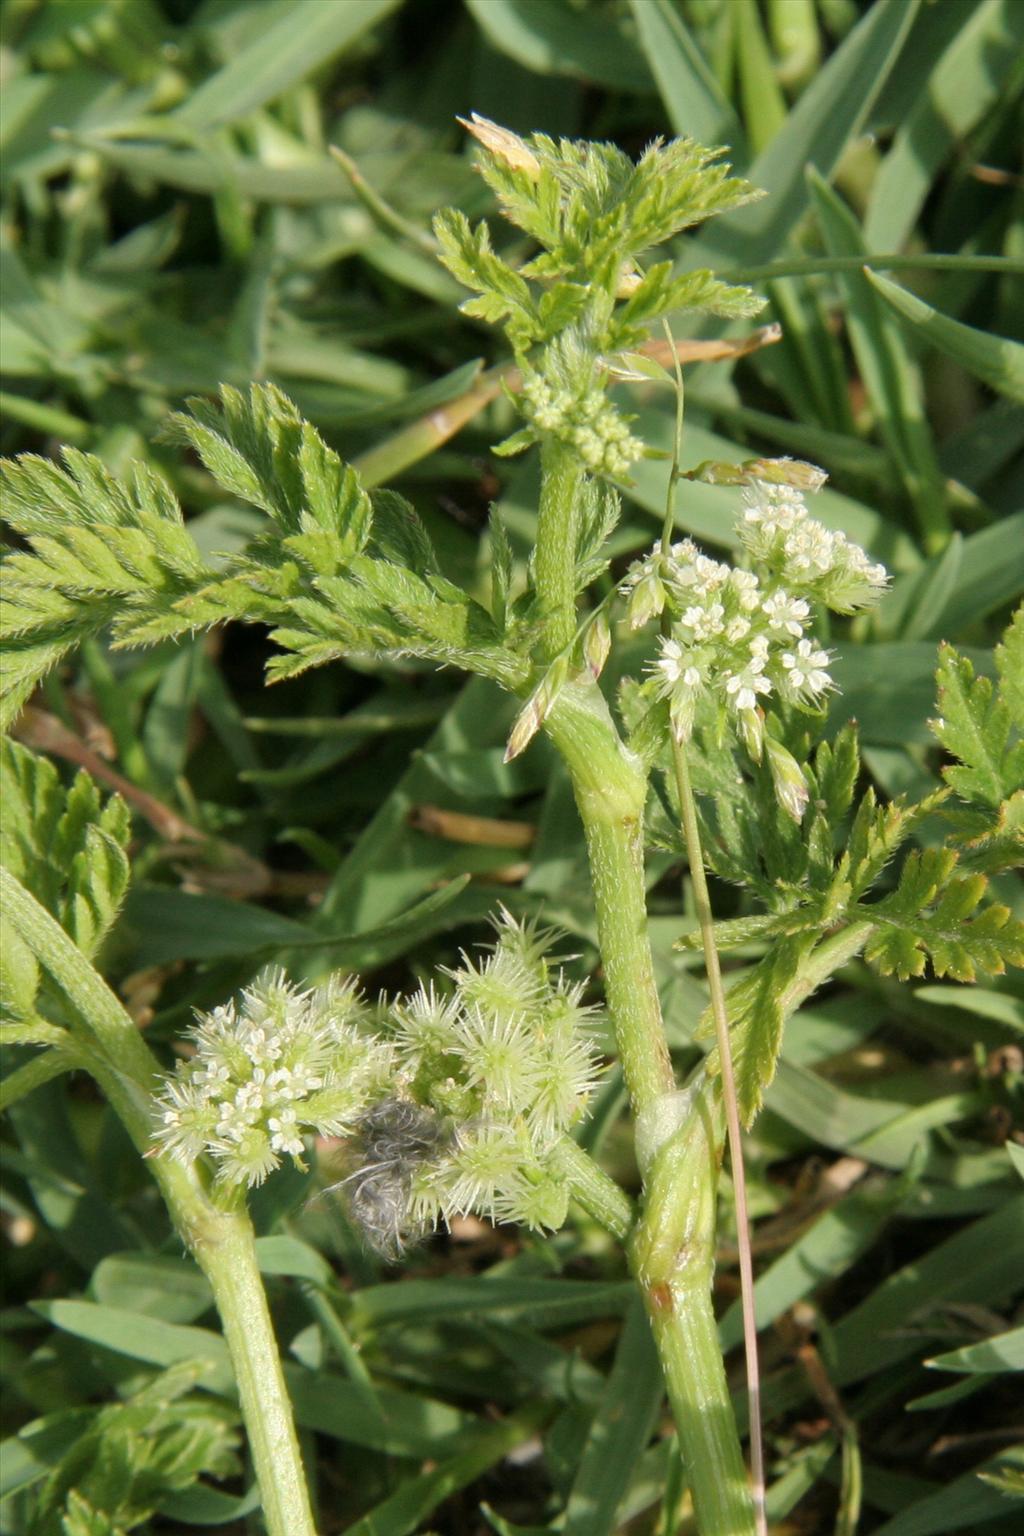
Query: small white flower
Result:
<box><xmin>724</xmin><ymin>660</ymin><xmax>771</xmax><ymax>713</ymax></box>
<box><xmin>654</xmin><ymin>635</ymin><xmax>702</xmax><ymax>695</ymax></box>
<box><xmin>781</xmin><ymin>638</ymin><xmax>833</xmax><ymax>699</ymax></box>
<box><xmin>762</xmin><ymin>591</ymin><xmax>810</xmax><ymax>637</ymax></box>
<box><xmin>741</xmin><ymin>481</ymin><xmax>807</xmax><ymax>539</ymax></box>
<box><xmin>680</xmin><ymin>602</ymin><xmax>724</xmax><ymax>641</ymax></box>
<box><xmin>724</xmin><ymin>615</ymin><xmax>751</xmax><ymax>643</ymax></box>
<box><xmin>730</xmin><ymin>569</ymin><xmax>761</xmax><ymax>611</ymax></box>
<box><xmin>783</xmin><ymin>520</ymin><xmax>837</xmax><ymax>577</ymax></box>
<box><xmin>192</xmin><ymin>1059</ymin><xmax>231</xmax><ymax>1092</ymax></box>
<box><xmin>268</xmin><ymin>1108</ymin><xmax>305</xmax><ymax>1156</ymax></box>
<box><xmin>668</xmin><ymin>538</ymin><xmax>699</xmax><ymax>566</ymax></box>
<box><xmin>656</xmin><ymin>636</ymin><xmax>685</xmax><ymax>685</ymax></box>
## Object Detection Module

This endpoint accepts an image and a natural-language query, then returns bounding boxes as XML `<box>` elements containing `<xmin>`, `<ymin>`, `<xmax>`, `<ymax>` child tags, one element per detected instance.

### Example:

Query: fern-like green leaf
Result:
<box><xmin>434</xmin><ymin>210</ymin><xmax>538</xmax><ymax>344</ymax></box>
<box><xmin>1</xmin><ymin>454</ymin><xmax>211</xmax><ymax>726</ymax></box>
<box><xmin>162</xmin><ymin>384</ymin><xmax>373</xmax><ymax>551</ymax></box>
<box><xmin>997</xmin><ymin>603</ymin><xmax>1024</xmax><ymax>730</ymax></box>
<box><xmin>930</xmin><ymin>609</ymin><xmax>1024</xmax><ymax>871</ymax></box>
<box><xmin>0</xmin><ymin>741</ymin><xmax>131</xmax><ymax>1017</ymax></box>
<box><xmin>700</xmin><ymin>938</ymin><xmax>807</xmax><ymax>1126</ymax></box>
<box><xmin>611</xmin><ymin>262</ymin><xmax>763</xmax><ymax>346</ymax></box>
<box><xmin>862</xmin><ymin>847</ymin><xmax>1024</xmax><ymax>982</ymax></box>
<box><xmin>933</xmin><ymin>616</ymin><xmax>1024</xmax><ymax>808</ymax></box>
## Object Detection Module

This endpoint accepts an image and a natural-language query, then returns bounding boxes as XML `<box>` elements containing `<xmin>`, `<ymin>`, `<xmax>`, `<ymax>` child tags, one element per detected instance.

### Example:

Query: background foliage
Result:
<box><xmin>1</xmin><ymin>0</ymin><xmax>1022</xmax><ymax>1533</ymax></box>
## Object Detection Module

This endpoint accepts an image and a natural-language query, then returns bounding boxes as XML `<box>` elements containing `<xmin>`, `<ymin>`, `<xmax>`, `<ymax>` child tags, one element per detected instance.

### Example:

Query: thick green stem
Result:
<box><xmin>632</xmin><ymin>1082</ymin><xmax>755</xmax><ymax>1536</ymax></box>
<box><xmin>544</xmin><ymin>684</ymin><xmax>674</xmax><ymax>1115</ymax></box>
<box><xmin>534</xmin><ymin>438</ymin><xmax>584</xmax><ymax>658</ymax></box>
<box><xmin>191</xmin><ymin>1204</ymin><xmax>319</xmax><ymax>1536</ymax></box>
<box><xmin>539</xmin><ymin>690</ymin><xmax>755</xmax><ymax>1535</ymax></box>
<box><xmin>1</xmin><ymin>871</ymin><xmax>318</xmax><ymax>1536</ymax></box>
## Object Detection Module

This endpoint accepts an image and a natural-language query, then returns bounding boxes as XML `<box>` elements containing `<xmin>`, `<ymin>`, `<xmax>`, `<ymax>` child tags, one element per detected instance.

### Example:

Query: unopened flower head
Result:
<box><xmin>519</xmin><ymin>367</ymin><xmax>643</xmax><ymax>477</ymax></box>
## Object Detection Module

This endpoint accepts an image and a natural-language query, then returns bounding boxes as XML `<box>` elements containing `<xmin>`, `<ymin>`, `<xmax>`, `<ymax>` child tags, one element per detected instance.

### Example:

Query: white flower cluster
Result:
<box><xmin>152</xmin><ymin>913</ymin><xmax>602</xmax><ymax>1253</ymax></box>
<box><xmin>153</xmin><ymin>972</ymin><xmax>391</xmax><ymax>1188</ymax></box>
<box><xmin>650</xmin><ymin>541</ymin><xmax>828</xmax><ymax>747</ymax></box>
<box><xmin>739</xmin><ymin>481</ymin><xmax>889</xmax><ymax>613</ymax></box>
<box><xmin>622</xmin><ymin>477</ymin><xmax>889</xmax><ymax>780</ymax></box>
<box><xmin>520</xmin><ymin>370</ymin><xmax>643</xmax><ymax>477</ymax></box>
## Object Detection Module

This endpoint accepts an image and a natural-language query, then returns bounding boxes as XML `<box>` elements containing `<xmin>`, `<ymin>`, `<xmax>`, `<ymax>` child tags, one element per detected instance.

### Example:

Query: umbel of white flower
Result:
<box><xmin>152</xmin><ymin>912</ymin><xmax>601</xmax><ymax>1255</ymax></box>
<box><xmin>623</xmin><ymin>474</ymin><xmax>889</xmax><ymax>813</ymax></box>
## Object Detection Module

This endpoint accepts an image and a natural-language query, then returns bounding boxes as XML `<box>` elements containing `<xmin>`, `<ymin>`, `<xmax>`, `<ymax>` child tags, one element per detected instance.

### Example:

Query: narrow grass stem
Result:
<box><xmin>669</xmin><ymin>739</ymin><xmax>767</xmax><ymax>1536</ymax></box>
<box><xmin>723</xmin><ymin>252</ymin><xmax>1024</xmax><ymax>283</ymax></box>
<box><xmin>0</xmin><ymin>1045</ymin><xmax>83</xmax><ymax>1111</ymax></box>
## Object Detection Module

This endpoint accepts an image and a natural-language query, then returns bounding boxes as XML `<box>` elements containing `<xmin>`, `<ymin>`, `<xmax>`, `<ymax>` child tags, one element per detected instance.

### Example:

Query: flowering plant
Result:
<box><xmin>2</xmin><ymin>113</ymin><xmax>1021</xmax><ymax>1536</ymax></box>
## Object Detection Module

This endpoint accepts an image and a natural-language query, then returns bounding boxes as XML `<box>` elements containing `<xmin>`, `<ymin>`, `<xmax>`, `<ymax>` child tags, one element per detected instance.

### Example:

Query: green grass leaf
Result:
<box><xmin>563</xmin><ymin>1297</ymin><xmax>663</xmax><ymax>1536</ymax></box>
<box><xmin>701</xmin><ymin>0</ymin><xmax>920</xmax><ymax>264</ymax></box>
<box><xmin>926</xmin><ymin>1325</ymin><xmax>1024</xmax><ymax>1376</ymax></box>
<box><xmin>176</xmin><ymin>0</ymin><xmax>404</xmax><ymax>131</ymax></box>
<box><xmin>865</xmin><ymin>0</ymin><xmax>1024</xmax><ymax>250</ymax></box>
<box><xmin>628</xmin><ymin>0</ymin><xmax>742</xmax><ymax>148</ymax></box>
<box><xmin>865</xmin><ymin>269</ymin><xmax>1024</xmax><ymax>405</ymax></box>
<box><xmin>808</xmin><ymin>172</ymin><xmax>946</xmax><ymax>543</ymax></box>
<box><xmin>465</xmin><ymin>0</ymin><xmax>652</xmax><ymax>91</ymax></box>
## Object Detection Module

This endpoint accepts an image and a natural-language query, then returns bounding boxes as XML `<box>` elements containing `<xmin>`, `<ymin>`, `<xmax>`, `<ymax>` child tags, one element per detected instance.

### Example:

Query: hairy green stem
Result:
<box><xmin>191</xmin><ymin>1204</ymin><xmax>318</xmax><ymax>1536</ymax></box>
<box><xmin>540</xmin><ymin>688</ymin><xmax>755</xmax><ymax>1535</ymax></box>
<box><xmin>1</xmin><ymin>871</ymin><xmax>318</xmax><ymax>1536</ymax></box>
<box><xmin>632</xmin><ymin>1082</ymin><xmax>756</xmax><ymax>1536</ymax></box>
<box><xmin>553</xmin><ymin>1134</ymin><xmax>635</xmax><ymax>1242</ymax></box>
<box><xmin>544</xmin><ymin>685</ymin><xmax>674</xmax><ymax>1114</ymax></box>
<box><xmin>535</xmin><ymin>439</ymin><xmax>584</xmax><ymax>658</ymax></box>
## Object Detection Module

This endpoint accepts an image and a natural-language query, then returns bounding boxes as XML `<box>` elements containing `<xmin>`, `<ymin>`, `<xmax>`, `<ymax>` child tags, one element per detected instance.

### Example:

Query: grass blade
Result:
<box><xmin>702</xmin><ymin>0</ymin><xmax>920</xmax><ymax>264</ymax></box>
<box><xmin>865</xmin><ymin>0</ymin><xmax>1024</xmax><ymax>250</ymax></box>
<box><xmin>177</xmin><ymin>0</ymin><xmax>403</xmax><ymax>131</ymax></box>
<box><xmin>629</xmin><ymin>0</ymin><xmax>743</xmax><ymax>148</ymax></box>
<box><xmin>866</xmin><ymin>269</ymin><xmax>1024</xmax><ymax>404</ymax></box>
<box><xmin>563</xmin><ymin>1296</ymin><xmax>664</xmax><ymax>1536</ymax></box>
<box><xmin>808</xmin><ymin>172</ymin><xmax>948</xmax><ymax>548</ymax></box>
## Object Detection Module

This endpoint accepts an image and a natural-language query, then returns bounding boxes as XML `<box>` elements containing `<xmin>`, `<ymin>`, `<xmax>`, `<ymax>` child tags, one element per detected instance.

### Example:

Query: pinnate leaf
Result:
<box><xmin>434</xmin><ymin>210</ymin><xmax>537</xmax><ymax>341</ymax></box>
<box><xmin>0</xmin><ymin>739</ymin><xmax>131</xmax><ymax>964</ymax></box>
<box><xmin>862</xmin><ymin>847</ymin><xmax>1024</xmax><ymax>982</ymax></box>
<box><xmin>0</xmin><ymin>453</ymin><xmax>211</xmax><ymax>724</ymax></box>
<box><xmin>706</xmin><ymin>938</ymin><xmax>806</xmax><ymax>1125</ymax></box>
<box><xmin>933</xmin><ymin>623</ymin><xmax>1024</xmax><ymax>808</ymax></box>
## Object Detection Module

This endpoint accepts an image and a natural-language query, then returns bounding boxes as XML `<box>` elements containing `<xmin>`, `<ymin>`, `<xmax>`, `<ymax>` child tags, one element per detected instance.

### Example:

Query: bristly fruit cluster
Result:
<box><xmin>436</xmin><ymin>114</ymin><xmax>763</xmax><ymax>479</ymax></box>
<box><xmin>153</xmin><ymin>911</ymin><xmax>602</xmax><ymax>1255</ymax></box>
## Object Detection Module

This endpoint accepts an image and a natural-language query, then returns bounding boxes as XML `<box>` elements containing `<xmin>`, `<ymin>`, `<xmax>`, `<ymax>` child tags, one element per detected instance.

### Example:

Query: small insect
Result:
<box><xmin>341</xmin><ymin>1099</ymin><xmax>450</xmax><ymax>1260</ymax></box>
